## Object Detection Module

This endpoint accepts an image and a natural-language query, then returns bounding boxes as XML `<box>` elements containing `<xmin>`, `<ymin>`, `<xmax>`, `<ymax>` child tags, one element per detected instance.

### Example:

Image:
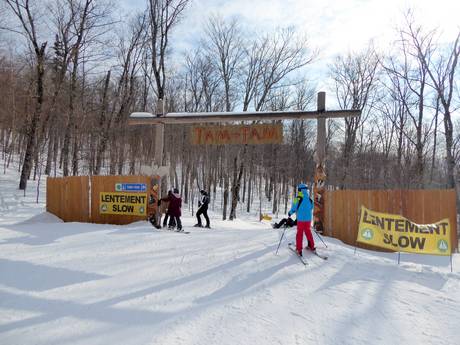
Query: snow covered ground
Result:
<box><xmin>1</xmin><ymin>164</ymin><xmax>459</xmax><ymax>345</ymax></box>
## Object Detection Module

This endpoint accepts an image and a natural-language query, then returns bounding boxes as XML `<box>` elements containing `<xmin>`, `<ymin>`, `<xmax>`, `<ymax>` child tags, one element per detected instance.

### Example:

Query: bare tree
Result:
<box><xmin>253</xmin><ymin>28</ymin><xmax>316</xmax><ymax>112</ymax></box>
<box><xmin>383</xmin><ymin>47</ymin><xmax>433</xmax><ymax>187</ymax></box>
<box><xmin>4</xmin><ymin>0</ymin><xmax>47</xmax><ymax>190</ymax></box>
<box><xmin>61</xmin><ymin>0</ymin><xmax>112</xmax><ymax>176</ymax></box>
<box><xmin>401</xmin><ymin>16</ymin><xmax>460</xmax><ymax>189</ymax></box>
<box><xmin>43</xmin><ymin>0</ymin><xmax>75</xmax><ymax>175</ymax></box>
<box><xmin>204</xmin><ymin>15</ymin><xmax>243</xmax><ymax>112</ymax></box>
<box><xmin>330</xmin><ymin>46</ymin><xmax>380</xmax><ymax>188</ymax></box>
<box><xmin>97</xmin><ymin>12</ymin><xmax>149</xmax><ymax>175</ymax></box>
<box><xmin>147</xmin><ymin>0</ymin><xmax>190</xmax><ymax>102</ymax></box>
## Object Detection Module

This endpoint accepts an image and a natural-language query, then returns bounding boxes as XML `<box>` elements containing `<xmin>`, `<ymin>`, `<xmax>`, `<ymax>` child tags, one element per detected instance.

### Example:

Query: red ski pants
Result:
<box><xmin>296</xmin><ymin>221</ymin><xmax>314</xmax><ymax>252</ymax></box>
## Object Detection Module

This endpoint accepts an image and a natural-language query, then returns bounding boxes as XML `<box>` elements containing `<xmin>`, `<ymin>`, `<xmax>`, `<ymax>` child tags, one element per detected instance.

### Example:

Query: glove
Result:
<box><xmin>288</xmin><ymin>212</ymin><xmax>292</xmax><ymax>217</ymax></box>
<box><xmin>198</xmin><ymin>201</ymin><xmax>202</xmax><ymax>207</ymax></box>
<box><xmin>158</xmin><ymin>200</ymin><xmax>161</xmax><ymax>206</ymax></box>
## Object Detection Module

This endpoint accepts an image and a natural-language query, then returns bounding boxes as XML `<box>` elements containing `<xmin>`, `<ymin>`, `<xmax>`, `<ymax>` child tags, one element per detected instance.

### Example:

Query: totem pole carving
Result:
<box><xmin>313</xmin><ymin>163</ymin><xmax>326</xmax><ymax>234</ymax></box>
<box><xmin>315</xmin><ymin>92</ymin><xmax>327</xmax><ymax>234</ymax></box>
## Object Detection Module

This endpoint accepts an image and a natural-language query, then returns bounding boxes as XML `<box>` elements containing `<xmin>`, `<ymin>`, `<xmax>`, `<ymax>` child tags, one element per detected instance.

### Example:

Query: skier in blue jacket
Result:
<box><xmin>288</xmin><ymin>183</ymin><xmax>315</xmax><ymax>256</ymax></box>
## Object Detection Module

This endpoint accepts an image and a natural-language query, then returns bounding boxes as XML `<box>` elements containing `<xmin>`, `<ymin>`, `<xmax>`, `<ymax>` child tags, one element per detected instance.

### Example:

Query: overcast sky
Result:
<box><xmin>120</xmin><ymin>0</ymin><xmax>460</xmax><ymax>100</ymax></box>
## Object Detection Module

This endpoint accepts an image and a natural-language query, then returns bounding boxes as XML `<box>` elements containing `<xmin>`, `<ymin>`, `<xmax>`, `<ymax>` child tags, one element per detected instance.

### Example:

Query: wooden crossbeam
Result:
<box><xmin>128</xmin><ymin>109</ymin><xmax>360</xmax><ymax>125</ymax></box>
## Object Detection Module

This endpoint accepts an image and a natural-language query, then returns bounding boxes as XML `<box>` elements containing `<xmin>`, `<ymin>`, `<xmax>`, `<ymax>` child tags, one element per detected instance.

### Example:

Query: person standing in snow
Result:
<box><xmin>148</xmin><ymin>185</ymin><xmax>161</xmax><ymax>229</ymax></box>
<box><xmin>161</xmin><ymin>188</ymin><xmax>182</xmax><ymax>230</ymax></box>
<box><xmin>158</xmin><ymin>190</ymin><xmax>173</xmax><ymax>228</ymax></box>
<box><xmin>194</xmin><ymin>189</ymin><xmax>210</xmax><ymax>228</ymax></box>
<box><xmin>288</xmin><ymin>183</ymin><xmax>314</xmax><ymax>256</ymax></box>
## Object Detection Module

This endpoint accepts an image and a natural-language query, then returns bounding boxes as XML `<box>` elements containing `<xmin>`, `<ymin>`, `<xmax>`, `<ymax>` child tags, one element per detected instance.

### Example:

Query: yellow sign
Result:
<box><xmin>191</xmin><ymin>124</ymin><xmax>283</xmax><ymax>145</ymax></box>
<box><xmin>261</xmin><ymin>213</ymin><xmax>272</xmax><ymax>221</ymax></box>
<box><xmin>99</xmin><ymin>192</ymin><xmax>147</xmax><ymax>216</ymax></box>
<box><xmin>357</xmin><ymin>206</ymin><xmax>451</xmax><ymax>255</ymax></box>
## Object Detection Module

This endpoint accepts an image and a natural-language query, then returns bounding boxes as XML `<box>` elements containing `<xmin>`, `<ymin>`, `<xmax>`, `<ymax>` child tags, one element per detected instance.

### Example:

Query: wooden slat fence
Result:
<box><xmin>46</xmin><ymin>176</ymin><xmax>90</xmax><ymax>223</ymax></box>
<box><xmin>324</xmin><ymin>189</ymin><xmax>458</xmax><ymax>252</ymax></box>
<box><xmin>47</xmin><ymin>175</ymin><xmax>160</xmax><ymax>225</ymax></box>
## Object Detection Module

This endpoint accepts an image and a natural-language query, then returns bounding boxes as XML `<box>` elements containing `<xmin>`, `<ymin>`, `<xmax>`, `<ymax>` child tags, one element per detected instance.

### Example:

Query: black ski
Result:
<box><xmin>288</xmin><ymin>242</ymin><xmax>328</xmax><ymax>261</ymax></box>
<box><xmin>155</xmin><ymin>228</ymin><xmax>190</xmax><ymax>234</ymax></box>
<box><xmin>175</xmin><ymin>229</ymin><xmax>191</xmax><ymax>234</ymax></box>
<box><xmin>311</xmin><ymin>250</ymin><xmax>328</xmax><ymax>260</ymax></box>
<box><xmin>303</xmin><ymin>246</ymin><xmax>328</xmax><ymax>260</ymax></box>
<box><xmin>288</xmin><ymin>243</ymin><xmax>308</xmax><ymax>266</ymax></box>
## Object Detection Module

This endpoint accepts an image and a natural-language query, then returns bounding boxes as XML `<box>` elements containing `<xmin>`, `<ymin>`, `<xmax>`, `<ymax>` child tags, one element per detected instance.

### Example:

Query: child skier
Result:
<box><xmin>288</xmin><ymin>183</ymin><xmax>314</xmax><ymax>256</ymax></box>
<box><xmin>161</xmin><ymin>188</ymin><xmax>182</xmax><ymax>231</ymax></box>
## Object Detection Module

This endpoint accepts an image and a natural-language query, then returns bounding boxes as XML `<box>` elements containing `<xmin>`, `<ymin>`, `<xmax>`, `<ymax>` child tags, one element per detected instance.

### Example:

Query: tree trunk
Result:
<box><xmin>443</xmin><ymin>110</ymin><xmax>455</xmax><ymax>188</ymax></box>
<box><xmin>19</xmin><ymin>49</ymin><xmax>46</xmax><ymax>190</ymax></box>
<box><xmin>229</xmin><ymin>155</ymin><xmax>244</xmax><ymax>220</ymax></box>
<box><xmin>94</xmin><ymin>70</ymin><xmax>112</xmax><ymax>175</ymax></box>
<box><xmin>223</xmin><ymin>172</ymin><xmax>229</xmax><ymax>220</ymax></box>
<box><xmin>246</xmin><ymin>167</ymin><xmax>252</xmax><ymax>213</ymax></box>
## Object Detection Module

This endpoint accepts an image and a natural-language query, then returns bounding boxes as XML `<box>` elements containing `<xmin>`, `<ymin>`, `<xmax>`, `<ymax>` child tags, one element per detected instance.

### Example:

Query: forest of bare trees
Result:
<box><xmin>0</xmin><ymin>2</ymin><xmax>459</xmax><ymax>219</ymax></box>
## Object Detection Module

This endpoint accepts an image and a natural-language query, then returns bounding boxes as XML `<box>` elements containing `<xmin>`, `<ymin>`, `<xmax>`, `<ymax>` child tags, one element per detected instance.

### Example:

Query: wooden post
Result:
<box><xmin>154</xmin><ymin>123</ymin><xmax>164</xmax><ymax>167</ymax></box>
<box><xmin>316</xmin><ymin>92</ymin><xmax>326</xmax><ymax>162</ymax></box>
<box><xmin>154</xmin><ymin>98</ymin><xmax>165</xmax><ymax>168</ymax></box>
<box><xmin>314</xmin><ymin>92</ymin><xmax>327</xmax><ymax>234</ymax></box>
<box><xmin>154</xmin><ymin>98</ymin><xmax>165</xmax><ymax>227</ymax></box>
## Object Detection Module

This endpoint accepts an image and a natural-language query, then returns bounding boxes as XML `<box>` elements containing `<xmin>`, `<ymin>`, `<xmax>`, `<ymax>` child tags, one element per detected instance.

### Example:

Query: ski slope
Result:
<box><xmin>1</xmin><ymin>166</ymin><xmax>459</xmax><ymax>345</ymax></box>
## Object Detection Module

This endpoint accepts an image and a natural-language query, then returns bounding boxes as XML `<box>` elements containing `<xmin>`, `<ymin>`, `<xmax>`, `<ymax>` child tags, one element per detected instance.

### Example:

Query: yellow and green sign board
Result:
<box><xmin>357</xmin><ymin>206</ymin><xmax>451</xmax><ymax>255</ymax></box>
<box><xmin>99</xmin><ymin>192</ymin><xmax>147</xmax><ymax>216</ymax></box>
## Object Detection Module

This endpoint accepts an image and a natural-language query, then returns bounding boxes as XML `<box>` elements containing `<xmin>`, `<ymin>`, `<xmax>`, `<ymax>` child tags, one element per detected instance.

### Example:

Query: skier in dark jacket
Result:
<box><xmin>162</xmin><ymin>188</ymin><xmax>182</xmax><ymax>231</ymax></box>
<box><xmin>194</xmin><ymin>189</ymin><xmax>210</xmax><ymax>228</ymax></box>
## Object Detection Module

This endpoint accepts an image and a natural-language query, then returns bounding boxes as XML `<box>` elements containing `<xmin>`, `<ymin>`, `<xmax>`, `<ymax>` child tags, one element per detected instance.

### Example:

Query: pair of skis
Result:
<box><xmin>287</xmin><ymin>242</ymin><xmax>328</xmax><ymax>266</ymax></box>
<box><xmin>155</xmin><ymin>227</ymin><xmax>190</xmax><ymax>234</ymax></box>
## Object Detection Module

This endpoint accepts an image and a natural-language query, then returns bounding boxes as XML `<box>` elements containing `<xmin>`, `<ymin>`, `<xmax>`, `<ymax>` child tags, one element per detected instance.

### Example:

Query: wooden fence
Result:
<box><xmin>47</xmin><ymin>175</ymin><xmax>160</xmax><ymax>225</ymax></box>
<box><xmin>47</xmin><ymin>176</ymin><xmax>90</xmax><ymax>223</ymax></box>
<box><xmin>324</xmin><ymin>189</ymin><xmax>458</xmax><ymax>252</ymax></box>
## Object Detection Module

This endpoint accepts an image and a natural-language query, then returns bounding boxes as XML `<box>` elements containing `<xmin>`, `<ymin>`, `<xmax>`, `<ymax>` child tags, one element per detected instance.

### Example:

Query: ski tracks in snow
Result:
<box><xmin>0</xmin><ymin>214</ymin><xmax>459</xmax><ymax>345</ymax></box>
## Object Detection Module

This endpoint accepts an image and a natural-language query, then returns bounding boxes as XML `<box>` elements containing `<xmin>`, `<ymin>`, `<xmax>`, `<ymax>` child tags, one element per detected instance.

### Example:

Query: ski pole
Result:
<box><xmin>275</xmin><ymin>226</ymin><xmax>287</xmax><ymax>255</ymax></box>
<box><xmin>313</xmin><ymin>229</ymin><xmax>328</xmax><ymax>248</ymax></box>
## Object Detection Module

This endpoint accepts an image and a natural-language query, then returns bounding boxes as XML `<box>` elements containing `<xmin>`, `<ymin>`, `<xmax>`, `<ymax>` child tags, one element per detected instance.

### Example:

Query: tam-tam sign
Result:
<box><xmin>357</xmin><ymin>206</ymin><xmax>451</xmax><ymax>255</ymax></box>
<box><xmin>191</xmin><ymin>124</ymin><xmax>283</xmax><ymax>145</ymax></box>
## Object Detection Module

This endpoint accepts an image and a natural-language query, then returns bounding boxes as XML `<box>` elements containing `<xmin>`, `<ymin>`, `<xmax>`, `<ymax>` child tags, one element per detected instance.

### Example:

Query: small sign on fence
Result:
<box><xmin>100</xmin><ymin>192</ymin><xmax>147</xmax><ymax>216</ymax></box>
<box><xmin>115</xmin><ymin>183</ymin><xmax>147</xmax><ymax>192</ymax></box>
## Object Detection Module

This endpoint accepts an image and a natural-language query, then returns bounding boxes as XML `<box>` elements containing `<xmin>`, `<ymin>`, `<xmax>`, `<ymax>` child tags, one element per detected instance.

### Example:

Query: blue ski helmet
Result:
<box><xmin>297</xmin><ymin>183</ymin><xmax>309</xmax><ymax>197</ymax></box>
<box><xmin>297</xmin><ymin>183</ymin><xmax>308</xmax><ymax>191</ymax></box>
